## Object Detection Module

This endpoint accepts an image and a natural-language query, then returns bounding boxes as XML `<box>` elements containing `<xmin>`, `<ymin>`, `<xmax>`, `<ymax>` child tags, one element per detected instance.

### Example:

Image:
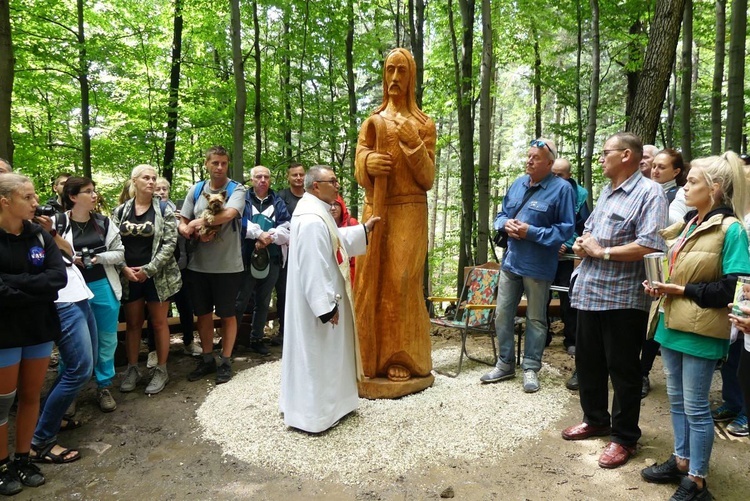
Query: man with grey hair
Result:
<box><xmin>280</xmin><ymin>165</ymin><xmax>379</xmax><ymax>433</ymax></box>
<box><xmin>234</xmin><ymin>165</ymin><xmax>291</xmax><ymax>356</ymax></box>
<box><xmin>639</xmin><ymin>144</ymin><xmax>659</xmax><ymax>178</ymax></box>
<box><xmin>561</xmin><ymin>132</ymin><xmax>667</xmax><ymax>469</ymax></box>
<box><xmin>480</xmin><ymin>138</ymin><xmax>576</xmax><ymax>393</ymax></box>
<box><xmin>0</xmin><ymin>158</ymin><xmax>12</xmax><ymax>174</ymax></box>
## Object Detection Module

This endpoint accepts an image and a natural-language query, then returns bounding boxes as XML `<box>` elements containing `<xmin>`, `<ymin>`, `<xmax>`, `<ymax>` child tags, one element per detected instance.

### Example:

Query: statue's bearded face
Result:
<box><xmin>385</xmin><ymin>52</ymin><xmax>410</xmax><ymax>98</ymax></box>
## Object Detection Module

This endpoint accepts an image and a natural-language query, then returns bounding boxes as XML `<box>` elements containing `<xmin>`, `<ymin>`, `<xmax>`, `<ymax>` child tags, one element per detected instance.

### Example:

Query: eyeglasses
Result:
<box><xmin>79</xmin><ymin>189</ymin><xmax>97</xmax><ymax>195</ymax></box>
<box><xmin>599</xmin><ymin>148</ymin><xmax>627</xmax><ymax>157</ymax></box>
<box><xmin>530</xmin><ymin>139</ymin><xmax>556</xmax><ymax>156</ymax></box>
<box><xmin>316</xmin><ymin>179</ymin><xmax>339</xmax><ymax>186</ymax></box>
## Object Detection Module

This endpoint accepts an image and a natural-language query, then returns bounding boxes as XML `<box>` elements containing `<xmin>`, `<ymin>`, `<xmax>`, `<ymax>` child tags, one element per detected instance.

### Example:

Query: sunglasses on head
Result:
<box><xmin>530</xmin><ymin>139</ymin><xmax>555</xmax><ymax>155</ymax></box>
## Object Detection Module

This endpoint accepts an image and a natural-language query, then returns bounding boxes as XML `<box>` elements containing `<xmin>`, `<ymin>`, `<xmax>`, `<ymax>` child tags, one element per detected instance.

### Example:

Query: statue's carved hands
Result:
<box><xmin>394</xmin><ymin>113</ymin><xmax>421</xmax><ymax>149</ymax></box>
<box><xmin>366</xmin><ymin>152</ymin><xmax>392</xmax><ymax>177</ymax></box>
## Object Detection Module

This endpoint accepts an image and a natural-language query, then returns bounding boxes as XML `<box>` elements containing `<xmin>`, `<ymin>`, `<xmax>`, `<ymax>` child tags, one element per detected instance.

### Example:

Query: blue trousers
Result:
<box><xmin>87</xmin><ymin>278</ymin><xmax>119</xmax><ymax>388</ymax></box>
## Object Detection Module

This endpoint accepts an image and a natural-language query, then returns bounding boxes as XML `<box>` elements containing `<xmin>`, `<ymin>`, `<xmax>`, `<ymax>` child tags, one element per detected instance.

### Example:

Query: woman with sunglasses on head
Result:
<box><xmin>0</xmin><ymin>174</ymin><xmax>66</xmax><ymax>495</ymax></box>
<box><xmin>60</xmin><ymin>177</ymin><xmax>124</xmax><ymax>413</ymax></box>
<box><xmin>113</xmin><ymin>165</ymin><xmax>181</xmax><ymax>396</ymax></box>
<box><xmin>641</xmin><ymin>152</ymin><xmax>750</xmax><ymax>501</ymax></box>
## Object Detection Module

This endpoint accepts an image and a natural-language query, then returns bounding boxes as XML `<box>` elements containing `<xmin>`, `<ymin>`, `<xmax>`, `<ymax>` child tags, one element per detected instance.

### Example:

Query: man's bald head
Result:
<box><xmin>552</xmin><ymin>158</ymin><xmax>573</xmax><ymax>180</ymax></box>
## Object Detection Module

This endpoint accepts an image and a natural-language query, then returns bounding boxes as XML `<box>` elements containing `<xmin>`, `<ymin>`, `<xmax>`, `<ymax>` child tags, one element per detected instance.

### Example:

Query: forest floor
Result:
<box><xmin>12</xmin><ymin>322</ymin><xmax>750</xmax><ymax>501</ymax></box>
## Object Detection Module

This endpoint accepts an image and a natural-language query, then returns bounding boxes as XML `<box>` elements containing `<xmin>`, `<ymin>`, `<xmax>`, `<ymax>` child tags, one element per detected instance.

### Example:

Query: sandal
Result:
<box><xmin>30</xmin><ymin>442</ymin><xmax>81</xmax><ymax>464</ymax></box>
<box><xmin>59</xmin><ymin>418</ymin><xmax>82</xmax><ymax>432</ymax></box>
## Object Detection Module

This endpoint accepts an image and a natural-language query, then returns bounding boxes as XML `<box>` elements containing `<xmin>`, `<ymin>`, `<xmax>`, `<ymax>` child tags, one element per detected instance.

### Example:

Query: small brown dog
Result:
<box><xmin>198</xmin><ymin>190</ymin><xmax>227</xmax><ymax>239</ymax></box>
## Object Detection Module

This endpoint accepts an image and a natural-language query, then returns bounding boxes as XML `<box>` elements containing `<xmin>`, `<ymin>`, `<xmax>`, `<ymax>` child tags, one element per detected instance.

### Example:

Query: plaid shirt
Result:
<box><xmin>570</xmin><ymin>169</ymin><xmax>668</xmax><ymax>312</ymax></box>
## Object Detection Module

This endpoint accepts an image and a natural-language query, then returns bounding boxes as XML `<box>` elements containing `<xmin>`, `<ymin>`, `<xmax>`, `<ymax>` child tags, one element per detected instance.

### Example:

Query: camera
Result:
<box><xmin>80</xmin><ymin>247</ymin><xmax>96</xmax><ymax>269</ymax></box>
<box><xmin>34</xmin><ymin>205</ymin><xmax>56</xmax><ymax>217</ymax></box>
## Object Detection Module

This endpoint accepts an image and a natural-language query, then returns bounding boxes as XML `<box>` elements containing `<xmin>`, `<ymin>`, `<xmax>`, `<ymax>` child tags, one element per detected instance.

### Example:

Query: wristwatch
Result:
<box><xmin>603</xmin><ymin>247</ymin><xmax>611</xmax><ymax>261</ymax></box>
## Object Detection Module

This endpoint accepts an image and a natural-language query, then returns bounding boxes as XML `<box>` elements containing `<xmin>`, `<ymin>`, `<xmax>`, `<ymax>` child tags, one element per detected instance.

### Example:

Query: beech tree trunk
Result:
<box><xmin>162</xmin><ymin>0</ymin><xmax>183</xmax><ymax>184</ymax></box>
<box><xmin>710</xmin><ymin>0</ymin><xmax>726</xmax><ymax>155</ymax></box>
<box><xmin>680</xmin><ymin>0</ymin><xmax>692</xmax><ymax>162</ymax></box>
<box><xmin>407</xmin><ymin>0</ymin><xmax>425</xmax><ymax>107</ymax></box>
<box><xmin>477</xmin><ymin>0</ymin><xmax>492</xmax><ymax>264</ymax></box>
<box><xmin>628</xmin><ymin>0</ymin><xmax>687</xmax><ymax>144</ymax></box>
<box><xmin>77</xmin><ymin>0</ymin><xmax>91</xmax><ymax>178</ymax></box>
<box><xmin>345</xmin><ymin>0</ymin><xmax>358</xmax><ymax>218</ymax></box>
<box><xmin>583</xmin><ymin>0</ymin><xmax>599</xmax><ymax>205</ymax></box>
<box><xmin>624</xmin><ymin>20</ymin><xmax>642</xmax><ymax>127</ymax></box>
<box><xmin>282</xmin><ymin>11</ymin><xmax>292</xmax><ymax>162</ymax></box>
<box><xmin>725</xmin><ymin>0</ymin><xmax>746</xmax><ymax>152</ymax></box>
<box><xmin>0</xmin><ymin>0</ymin><xmax>13</xmax><ymax>162</ymax></box>
<box><xmin>251</xmin><ymin>0</ymin><xmax>261</xmax><ymax>166</ymax></box>
<box><xmin>230</xmin><ymin>0</ymin><xmax>246</xmax><ymax>180</ymax></box>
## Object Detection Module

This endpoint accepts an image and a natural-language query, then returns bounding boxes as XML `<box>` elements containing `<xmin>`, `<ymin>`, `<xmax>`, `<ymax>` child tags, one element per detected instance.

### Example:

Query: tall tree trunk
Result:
<box><xmin>532</xmin><ymin>31</ymin><xmax>542</xmax><ymax>138</ymax></box>
<box><xmin>162</xmin><ymin>0</ymin><xmax>183</xmax><ymax>184</ymax></box>
<box><xmin>407</xmin><ymin>0</ymin><xmax>425</xmax><ymax>107</ymax></box>
<box><xmin>0</xmin><ymin>0</ymin><xmax>13</xmax><ymax>162</ymax></box>
<box><xmin>575</xmin><ymin>0</ymin><xmax>583</xmax><ymax>179</ymax></box>
<box><xmin>584</xmin><ymin>0</ymin><xmax>600</xmax><ymax>206</ymax></box>
<box><xmin>628</xmin><ymin>0</ymin><xmax>687</xmax><ymax>144</ymax></box>
<box><xmin>725</xmin><ymin>0</ymin><xmax>746</xmax><ymax>152</ymax></box>
<box><xmin>624</xmin><ymin>20</ymin><xmax>642</xmax><ymax>127</ymax></box>
<box><xmin>77</xmin><ymin>0</ymin><xmax>91</xmax><ymax>178</ymax></box>
<box><xmin>282</xmin><ymin>11</ymin><xmax>292</xmax><ymax>162</ymax></box>
<box><xmin>476</xmin><ymin>0</ymin><xmax>492</xmax><ymax>264</ymax></box>
<box><xmin>710</xmin><ymin>0</ymin><xmax>727</xmax><ymax>155</ymax></box>
<box><xmin>230</xmin><ymin>0</ymin><xmax>246</xmax><ymax>180</ymax></box>
<box><xmin>345</xmin><ymin>0</ymin><xmax>358</xmax><ymax>218</ymax></box>
<box><xmin>680</xmin><ymin>0</ymin><xmax>692</xmax><ymax>162</ymax></box>
<box><xmin>449</xmin><ymin>0</ymin><xmax>476</xmax><ymax>292</ymax></box>
<box><xmin>665</xmin><ymin>59</ymin><xmax>677</xmax><ymax>147</ymax></box>
<box><xmin>252</xmin><ymin>0</ymin><xmax>261</xmax><ymax>166</ymax></box>
<box><xmin>297</xmin><ymin>0</ymin><xmax>309</xmax><ymax>154</ymax></box>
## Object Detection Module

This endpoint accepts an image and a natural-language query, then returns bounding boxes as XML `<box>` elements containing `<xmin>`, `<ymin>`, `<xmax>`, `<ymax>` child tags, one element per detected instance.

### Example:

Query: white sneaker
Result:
<box><xmin>523</xmin><ymin>370</ymin><xmax>540</xmax><ymax>393</ymax></box>
<box><xmin>146</xmin><ymin>350</ymin><xmax>158</xmax><ymax>369</ymax></box>
<box><xmin>145</xmin><ymin>366</ymin><xmax>169</xmax><ymax>395</ymax></box>
<box><xmin>120</xmin><ymin>365</ymin><xmax>141</xmax><ymax>393</ymax></box>
<box><xmin>183</xmin><ymin>341</ymin><xmax>202</xmax><ymax>357</ymax></box>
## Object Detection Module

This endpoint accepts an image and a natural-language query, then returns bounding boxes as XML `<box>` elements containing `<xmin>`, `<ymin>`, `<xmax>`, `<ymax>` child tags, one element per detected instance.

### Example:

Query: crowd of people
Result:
<box><xmin>1</xmin><ymin>131</ymin><xmax>750</xmax><ymax>499</ymax></box>
<box><xmin>484</xmin><ymin>134</ymin><xmax>750</xmax><ymax>501</ymax></box>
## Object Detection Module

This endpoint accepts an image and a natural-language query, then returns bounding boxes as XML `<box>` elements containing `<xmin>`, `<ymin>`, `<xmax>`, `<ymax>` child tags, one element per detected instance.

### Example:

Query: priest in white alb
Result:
<box><xmin>280</xmin><ymin>165</ymin><xmax>380</xmax><ymax>433</ymax></box>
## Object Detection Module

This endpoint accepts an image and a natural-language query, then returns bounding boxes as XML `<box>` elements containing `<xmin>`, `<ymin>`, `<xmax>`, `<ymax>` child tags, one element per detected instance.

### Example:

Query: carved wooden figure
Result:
<box><xmin>354</xmin><ymin>48</ymin><xmax>437</xmax><ymax>399</ymax></box>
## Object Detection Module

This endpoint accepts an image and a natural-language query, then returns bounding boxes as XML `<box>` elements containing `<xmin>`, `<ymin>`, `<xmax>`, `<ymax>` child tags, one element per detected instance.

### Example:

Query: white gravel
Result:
<box><xmin>196</xmin><ymin>347</ymin><xmax>571</xmax><ymax>484</ymax></box>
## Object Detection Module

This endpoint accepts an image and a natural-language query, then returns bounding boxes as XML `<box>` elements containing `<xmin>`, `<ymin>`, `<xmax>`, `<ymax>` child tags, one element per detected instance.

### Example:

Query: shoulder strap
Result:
<box><xmin>36</xmin><ymin>232</ymin><xmax>45</xmax><ymax>246</ymax></box>
<box><xmin>509</xmin><ymin>184</ymin><xmax>541</xmax><ymax>219</ymax></box>
<box><xmin>192</xmin><ymin>180</ymin><xmax>206</xmax><ymax>204</ymax></box>
<box><xmin>159</xmin><ymin>200</ymin><xmax>167</xmax><ymax>216</ymax></box>
<box><xmin>55</xmin><ymin>212</ymin><xmax>68</xmax><ymax>236</ymax></box>
<box><xmin>92</xmin><ymin>212</ymin><xmax>109</xmax><ymax>237</ymax></box>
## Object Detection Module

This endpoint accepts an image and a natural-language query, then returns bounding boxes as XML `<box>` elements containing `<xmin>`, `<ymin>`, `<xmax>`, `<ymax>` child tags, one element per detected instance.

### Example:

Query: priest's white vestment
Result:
<box><xmin>279</xmin><ymin>193</ymin><xmax>367</xmax><ymax>433</ymax></box>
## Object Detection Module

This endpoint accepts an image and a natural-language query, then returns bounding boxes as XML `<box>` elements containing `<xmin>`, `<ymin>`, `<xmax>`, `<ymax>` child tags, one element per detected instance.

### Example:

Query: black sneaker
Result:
<box><xmin>187</xmin><ymin>358</ymin><xmax>217</xmax><ymax>382</ymax></box>
<box><xmin>641</xmin><ymin>455</ymin><xmax>688</xmax><ymax>484</ymax></box>
<box><xmin>249</xmin><ymin>341</ymin><xmax>271</xmax><ymax>357</ymax></box>
<box><xmin>12</xmin><ymin>456</ymin><xmax>44</xmax><ymax>487</ymax></box>
<box><xmin>670</xmin><ymin>477</ymin><xmax>712</xmax><ymax>501</ymax></box>
<box><xmin>216</xmin><ymin>363</ymin><xmax>232</xmax><ymax>385</ymax></box>
<box><xmin>0</xmin><ymin>461</ymin><xmax>22</xmax><ymax>496</ymax></box>
<box><xmin>641</xmin><ymin>376</ymin><xmax>651</xmax><ymax>398</ymax></box>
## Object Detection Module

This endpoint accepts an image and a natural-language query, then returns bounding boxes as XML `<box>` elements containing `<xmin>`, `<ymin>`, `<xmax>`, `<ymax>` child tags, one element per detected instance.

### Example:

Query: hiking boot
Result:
<box><xmin>97</xmin><ymin>388</ymin><xmax>117</xmax><ymax>413</ymax></box>
<box><xmin>669</xmin><ymin>477</ymin><xmax>712</xmax><ymax>501</ymax></box>
<box><xmin>145</xmin><ymin>366</ymin><xmax>169</xmax><ymax>395</ymax></box>
<box><xmin>0</xmin><ymin>461</ymin><xmax>22</xmax><ymax>496</ymax></box>
<box><xmin>479</xmin><ymin>363</ymin><xmax>515</xmax><ymax>383</ymax></box>
<box><xmin>726</xmin><ymin>413</ymin><xmax>749</xmax><ymax>437</ymax></box>
<box><xmin>711</xmin><ymin>403</ymin><xmax>739</xmax><ymax>423</ymax></box>
<box><xmin>566</xmin><ymin>370</ymin><xmax>579</xmax><ymax>391</ymax></box>
<box><xmin>523</xmin><ymin>370</ymin><xmax>540</xmax><ymax>393</ymax></box>
<box><xmin>216</xmin><ymin>362</ymin><xmax>232</xmax><ymax>385</ymax></box>
<box><xmin>249</xmin><ymin>341</ymin><xmax>270</xmax><ymax>357</ymax></box>
<box><xmin>641</xmin><ymin>376</ymin><xmax>651</xmax><ymax>398</ymax></box>
<box><xmin>119</xmin><ymin>365</ymin><xmax>141</xmax><ymax>393</ymax></box>
<box><xmin>188</xmin><ymin>357</ymin><xmax>217</xmax><ymax>382</ymax></box>
<box><xmin>146</xmin><ymin>350</ymin><xmax>158</xmax><ymax>369</ymax></box>
<box><xmin>13</xmin><ymin>456</ymin><xmax>44</xmax><ymax>488</ymax></box>
<box><xmin>641</xmin><ymin>455</ymin><xmax>688</xmax><ymax>484</ymax></box>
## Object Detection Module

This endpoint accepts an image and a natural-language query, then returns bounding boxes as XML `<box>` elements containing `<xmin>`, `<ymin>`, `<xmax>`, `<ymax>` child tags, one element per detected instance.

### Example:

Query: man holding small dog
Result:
<box><xmin>234</xmin><ymin>165</ymin><xmax>291</xmax><ymax>356</ymax></box>
<box><xmin>179</xmin><ymin>145</ymin><xmax>246</xmax><ymax>384</ymax></box>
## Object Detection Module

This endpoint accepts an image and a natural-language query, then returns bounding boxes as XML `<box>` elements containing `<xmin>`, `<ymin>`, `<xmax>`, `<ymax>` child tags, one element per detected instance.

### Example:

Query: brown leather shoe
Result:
<box><xmin>598</xmin><ymin>441</ymin><xmax>636</xmax><ymax>469</ymax></box>
<box><xmin>561</xmin><ymin>422</ymin><xmax>611</xmax><ymax>441</ymax></box>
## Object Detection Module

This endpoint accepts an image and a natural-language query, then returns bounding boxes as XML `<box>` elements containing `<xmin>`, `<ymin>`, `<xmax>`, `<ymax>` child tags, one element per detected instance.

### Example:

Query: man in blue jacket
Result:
<box><xmin>480</xmin><ymin>138</ymin><xmax>576</xmax><ymax>393</ymax></box>
<box><xmin>235</xmin><ymin>166</ymin><xmax>291</xmax><ymax>356</ymax></box>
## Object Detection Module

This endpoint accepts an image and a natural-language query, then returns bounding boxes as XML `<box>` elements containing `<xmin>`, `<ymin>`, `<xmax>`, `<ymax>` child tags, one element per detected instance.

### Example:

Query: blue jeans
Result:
<box><xmin>87</xmin><ymin>278</ymin><xmax>119</xmax><ymax>388</ymax></box>
<box><xmin>495</xmin><ymin>269</ymin><xmax>551</xmax><ymax>372</ymax></box>
<box><xmin>33</xmin><ymin>300</ymin><xmax>97</xmax><ymax>448</ymax></box>
<box><xmin>661</xmin><ymin>346</ymin><xmax>717</xmax><ymax>478</ymax></box>
<box><xmin>720</xmin><ymin>338</ymin><xmax>745</xmax><ymax>414</ymax></box>
<box><xmin>235</xmin><ymin>263</ymin><xmax>281</xmax><ymax>341</ymax></box>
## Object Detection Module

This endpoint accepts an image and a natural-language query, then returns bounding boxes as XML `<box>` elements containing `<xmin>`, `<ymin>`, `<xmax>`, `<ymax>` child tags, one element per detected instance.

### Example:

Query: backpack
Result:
<box><xmin>192</xmin><ymin>179</ymin><xmax>254</xmax><ymax>258</ymax></box>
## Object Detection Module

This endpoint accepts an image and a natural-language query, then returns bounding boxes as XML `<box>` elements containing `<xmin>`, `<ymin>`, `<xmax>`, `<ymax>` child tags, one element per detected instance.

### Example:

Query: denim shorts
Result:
<box><xmin>0</xmin><ymin>342</ymin><xmax>54</xmax><ymax>368</ymax></box>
